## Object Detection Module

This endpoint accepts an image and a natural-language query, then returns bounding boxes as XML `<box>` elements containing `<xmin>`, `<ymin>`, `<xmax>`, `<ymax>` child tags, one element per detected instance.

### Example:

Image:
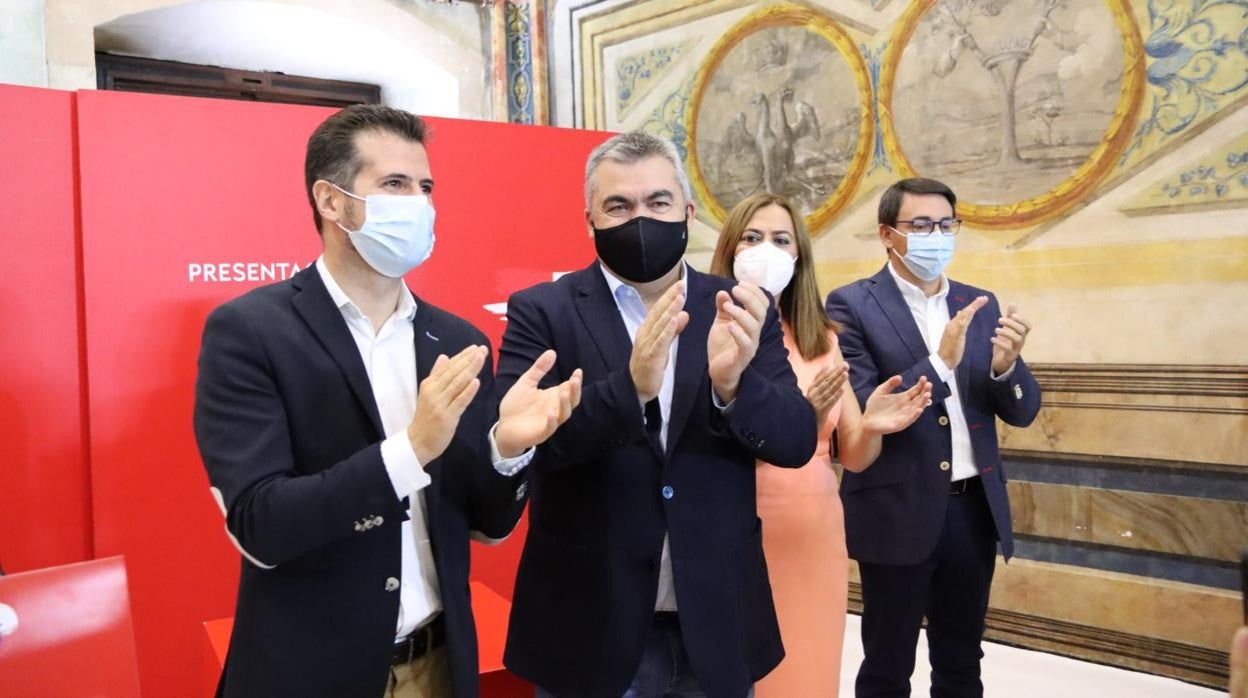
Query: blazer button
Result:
<box><xmin>938</xmin><ymin>416</ymin><xmax>949</xmax><ymax>426</ymax></box>
<box><xmin>661</xmin><ymin>485</ymin><xmax>674</xmax><ymax>500</ymax></box>
<box><xmin>385</xmin><ymin>577</ymin><xmax>400</xmax><ymax>592</ymax></box>
<box><xmin>939</xmin><ymin>461</ymin><xmax>951</xmax><ymax>471</ymax></box>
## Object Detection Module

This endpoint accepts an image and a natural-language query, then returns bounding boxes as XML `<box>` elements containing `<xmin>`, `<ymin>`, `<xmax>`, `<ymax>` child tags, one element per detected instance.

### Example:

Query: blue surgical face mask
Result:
<box><xmin>890</xmin><ymin>227</ymin><xmax>954</xmax><ymax>281</ymax></box>
<box><xmin>333</xmin><ymin>184</ymin><xmax>436</xmax><ymax>278</ymax></box>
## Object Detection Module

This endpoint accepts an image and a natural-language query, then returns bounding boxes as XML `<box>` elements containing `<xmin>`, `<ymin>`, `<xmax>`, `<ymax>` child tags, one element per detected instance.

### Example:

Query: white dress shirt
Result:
<box><xmin>886</xmin><ymin>262</ymin><xmax>1013</xmax><ymax>482</ymax></box>
<box><xmin>599</xmin><ymin>263</ymin><xmax>686</xmax><ymax>612</ymax></box>
<box><xmin>315</xmin><ymin>258</ymin><xmax>530</xmax><ymax>640</ymax></box>
<box><xmin>477</xmin><ymin>262</ymin><xmax>723</xmax><ymax>613</ymax></box>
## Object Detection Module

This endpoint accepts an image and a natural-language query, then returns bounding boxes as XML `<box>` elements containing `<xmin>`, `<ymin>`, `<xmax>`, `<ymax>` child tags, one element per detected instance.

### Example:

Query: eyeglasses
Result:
<box><xmin>894</xmin><ymin>217</ymin><xmax>961</xmax><ymax>235</ymax></box>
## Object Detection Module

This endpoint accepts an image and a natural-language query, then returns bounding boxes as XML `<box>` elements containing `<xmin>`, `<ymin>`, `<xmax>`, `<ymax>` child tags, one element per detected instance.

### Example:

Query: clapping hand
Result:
<box><xmin>707</xmin><ymin>283</ymin><xmax>769</xmax><ymax>403</ymax></box>
<box><xmin>496</xmin><ymin>349</ymin><xmax>583</xmax><ymax>458</ymax></box>
<box><xmin>861</xmin><ymin>375</ymin><xmax>933</xmax><ymax>435</ymax></box>
<box><xmin>938</xmin><ymin>296</ymin><xmax>988</xmax><ymax>371</ymax></box>
<box><xmin>991</xmin><ymin>304</ymin><xmax>1031</xmax><ymax>375</ymax></box>
<box><xmin>407</xmin><ymin>346</ymin><xmax>489</xmax><ymax>464</ymax></box>
<box><xmin>630</xmin><ymin>281</ymin><xmax>688</xmax><ymax>402</ymax></box>
<box><xmin>806</xmin><ymin>362</ymin><xmax>849</xmax><ymax>426</ymax></box>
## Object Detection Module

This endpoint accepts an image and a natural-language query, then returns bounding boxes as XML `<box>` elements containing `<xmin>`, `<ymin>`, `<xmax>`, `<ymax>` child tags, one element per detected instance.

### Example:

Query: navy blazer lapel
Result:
<box><xmin>290</xmin><ymin>266</ymin><xmax>384</xmax><ymax>439</ymax></box>
<box><xmin>866</xmin><ymin>264</ymin><xmax>929</xmax><ymax>363</ymax></box>
<box><xmin>665</xmin><ymin>267</ymin><xmax>714</xmax><ymax>459</ymax></box>
<box><xmin>401</xmin><ymin>297</ymin><xmax>446</xmax><ymax>526</ymax></box>
<box><xmin>410</xmin><ymin>299</ymin><xmax>442</xmax><ymax>386</ymax></box>
<box><xmin>408</xmin><ymin>296</ymin><xmax>445</xmax><ymax>524</ymax></box>
<box><xmin>572</xmin><ymin>263</ymin><xmax>634</xmax><ymax>372</ymax></box>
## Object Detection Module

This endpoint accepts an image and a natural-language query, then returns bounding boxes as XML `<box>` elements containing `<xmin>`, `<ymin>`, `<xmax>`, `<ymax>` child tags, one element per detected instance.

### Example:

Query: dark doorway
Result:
<box><xmin>96</xmin><ymin>53</ymin><xmax>380</xmax><ymax>108</ymax></box>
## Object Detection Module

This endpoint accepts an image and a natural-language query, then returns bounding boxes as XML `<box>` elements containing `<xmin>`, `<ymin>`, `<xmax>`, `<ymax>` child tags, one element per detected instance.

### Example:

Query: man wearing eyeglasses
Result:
<box><xmin>825</xmin><ymin>177</ymin><xmax>1041</xmax><ymax>697</ymax></box>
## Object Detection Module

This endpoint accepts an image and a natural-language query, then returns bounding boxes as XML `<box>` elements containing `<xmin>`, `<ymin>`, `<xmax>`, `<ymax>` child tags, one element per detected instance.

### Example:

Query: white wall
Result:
<box><xmin>0</xmin><ymin>0</ymin><xmax>49</xmax><ymax>87</ymax></box>
<box><xmin>1</xmin><ymin>0</ymin><xmax>493</xmax><ymax>119</ymax></box>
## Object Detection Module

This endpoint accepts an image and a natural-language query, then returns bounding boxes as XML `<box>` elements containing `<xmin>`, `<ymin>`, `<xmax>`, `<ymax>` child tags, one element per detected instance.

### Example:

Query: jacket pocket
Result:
<box><xmin>840</xmin><ymin>460</ymin><xmax>905</xmax><ymax>493</ymax></box>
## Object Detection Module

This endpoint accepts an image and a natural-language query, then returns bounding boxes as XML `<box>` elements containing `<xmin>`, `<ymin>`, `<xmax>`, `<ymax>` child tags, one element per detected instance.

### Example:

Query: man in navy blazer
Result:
<box><xmin>826</xmin><ymin>178</ymin><xmax>1041</xmax><ymax>698</ymax></box>
<box><xmin>194</xmin><ymin>105</ymin><xmax>580</xmax><ymax>698</ymax></box>
<box><xmin>496</xmin><ymin>132</ymin><xmax>817</xmax><ymax>698</ymax></box>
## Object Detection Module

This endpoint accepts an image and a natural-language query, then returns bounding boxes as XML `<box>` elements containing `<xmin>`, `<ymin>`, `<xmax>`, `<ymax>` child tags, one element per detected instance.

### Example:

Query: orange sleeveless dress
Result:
<box><xmin>755</xmin><ymin>325</ymin><xmax>847</xmax><ymax>697</ymax></box>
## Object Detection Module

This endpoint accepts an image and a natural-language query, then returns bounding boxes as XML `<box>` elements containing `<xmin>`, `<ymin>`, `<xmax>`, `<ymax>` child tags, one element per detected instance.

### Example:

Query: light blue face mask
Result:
<box><xmin>333</xmin><ymin>184</ymin><xmax>436</xmax><ymax>278</ymax></box>
<box><xmin>890</xmin><ymin>227</ymin><xmax>955</xmax><ymax>281</ymax></box>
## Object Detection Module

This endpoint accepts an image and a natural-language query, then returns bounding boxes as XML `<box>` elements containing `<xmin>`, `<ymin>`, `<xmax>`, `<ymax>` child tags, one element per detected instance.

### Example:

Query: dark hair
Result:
<box><xmin>878</xmin><ymin>177</ymin><xmax>957</xmax><ymax>227</ymax></box>
<box><xmin>304</xmin><ymin>104</ymin><xmax>430</xmax><ymax>233</ymax></box>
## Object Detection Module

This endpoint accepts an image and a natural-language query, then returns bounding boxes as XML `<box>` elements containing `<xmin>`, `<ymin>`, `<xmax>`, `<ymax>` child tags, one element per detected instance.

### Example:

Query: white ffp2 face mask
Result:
<box><xmin>733</xmin><ymin>242</ymin><xmax>796</xmax><ymax>297</ymax></box>
<box><xmin>333</xmin><ymin>184</ymin><xmax>436</xmax><ymax>278</ymax></box>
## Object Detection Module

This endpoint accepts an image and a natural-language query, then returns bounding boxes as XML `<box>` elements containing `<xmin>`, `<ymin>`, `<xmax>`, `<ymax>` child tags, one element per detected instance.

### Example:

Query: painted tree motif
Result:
<box><xmin>929</xmin><ymin>0</ymin><xmax>1070</xmax><ymax>168</ymax></box>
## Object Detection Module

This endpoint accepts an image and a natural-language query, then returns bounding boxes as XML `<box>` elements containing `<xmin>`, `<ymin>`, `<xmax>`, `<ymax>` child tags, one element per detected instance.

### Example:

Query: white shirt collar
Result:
<box><xmin>886</xmin><ymin>258</ymin><xmax>948</xmax><ymax>306</ymax></box>
<box><xmin>315</xmin><ymin>256</ymin><xmax>417</xmax><ymax>321</ymax></box>
<box><xmin>598</xmin><ymin>260</ymin><xmax>688</xmax><ymax>298</ymax></box>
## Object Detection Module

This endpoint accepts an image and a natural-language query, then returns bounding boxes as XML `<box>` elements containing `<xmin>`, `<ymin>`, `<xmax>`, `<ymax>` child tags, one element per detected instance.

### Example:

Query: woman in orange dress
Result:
<box><xmin>710</xmin><ymin>193</ymin><xmax>931</xmax><ymax>697</ymax></box>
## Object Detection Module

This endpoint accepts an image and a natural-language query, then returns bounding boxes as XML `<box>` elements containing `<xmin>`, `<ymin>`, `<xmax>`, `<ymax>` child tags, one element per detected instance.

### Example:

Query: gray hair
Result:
<box><xmin>584</xmin><ymin>131</ymin><xmax>692</xmax><ymax>207</ymax></box>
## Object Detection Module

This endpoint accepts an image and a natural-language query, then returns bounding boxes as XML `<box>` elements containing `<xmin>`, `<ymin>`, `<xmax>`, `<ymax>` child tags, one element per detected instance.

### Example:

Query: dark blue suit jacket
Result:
<box><xmin>825</xmin><ymin>265</ymin><xmax>1041</xmax><ymax>566</ymax></box>
<box><xmin>193</xmin><ymin>265</ymin><xmax>527</xmax><ymax>697</ymax></box>
<box><xmin>497</xmin><ymin>263</ymin><xmax>817</xmax><ymax>698</ymax></box>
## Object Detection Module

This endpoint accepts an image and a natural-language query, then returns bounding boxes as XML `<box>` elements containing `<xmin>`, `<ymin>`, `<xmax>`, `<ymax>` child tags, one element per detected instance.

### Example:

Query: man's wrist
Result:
<box><xmin>930</xmin><ymin>351</ymin><xmax>956</xmax><ymax>382</ymax></box>
<box><xmin>991</xmin><ymin>359</ymin><xmax>1017</xmax><ymax>380</ymax></box>
<box><xmin>407</xmin><ymin>430</ymin><xmax>435</xmax><ymax>465</ymax></box>
<box><xmin>492</xmin><ymin>421</ymin><xmax>525</xmax><ymax>460</ymax></box>
<box><xmin>495</xmin><ymin>428</ymin><xmax>523</xmax><ymax>459</ymax></box>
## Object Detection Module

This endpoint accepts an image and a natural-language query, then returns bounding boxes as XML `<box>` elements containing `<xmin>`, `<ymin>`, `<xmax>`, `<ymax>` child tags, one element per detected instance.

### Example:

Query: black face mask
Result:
<box><xmin>593</xmin><ymin>215</ymin><xmax>688</xmax><ymax>284</ymax></box>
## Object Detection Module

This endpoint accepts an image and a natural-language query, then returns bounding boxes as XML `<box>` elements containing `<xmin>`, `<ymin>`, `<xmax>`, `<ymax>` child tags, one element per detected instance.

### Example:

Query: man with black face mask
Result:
<box><xmin>495</xmin><ymin>132</ymin><xmax>817</xmax><ymax>698</ymax></box>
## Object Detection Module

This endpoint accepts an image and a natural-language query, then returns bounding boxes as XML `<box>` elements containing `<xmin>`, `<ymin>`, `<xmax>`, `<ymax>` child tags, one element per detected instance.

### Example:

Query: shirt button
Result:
<box><xmin>385</xmin><ymin>577</ymin><xmax>400</xmax><ymax>592</ymax></box>
<box><xmin>939</xmin><ymin>461</ymin><xmax>951</xmax><ymax>471</ymax></box>
<box><xmin>938</xmin><ymin>416</ymin><xmax>949</xmax><ymax>426</ymax></box>
<box><xmin>661</xmin><ymin>485</ymin><xmax>674</xmax><ymax>500</ymax></box>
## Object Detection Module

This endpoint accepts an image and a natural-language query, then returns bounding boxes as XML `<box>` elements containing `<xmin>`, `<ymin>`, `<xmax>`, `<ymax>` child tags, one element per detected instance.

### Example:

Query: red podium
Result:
<box><xmin>202</xmin><ymin>581</ymin><xmax>529</xmax><ymax>696</ymax></box>
<box><xmin>0</xmin><ymin>556</ymin><xmax>141</xmax><ymax>697</ymax></box>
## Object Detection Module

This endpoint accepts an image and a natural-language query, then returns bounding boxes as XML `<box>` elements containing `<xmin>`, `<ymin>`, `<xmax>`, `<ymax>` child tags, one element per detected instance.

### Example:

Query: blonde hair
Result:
<box><xmin>709</xmin><ymin>193</ymin><xmax>839</xmax><ymax>360</ymax></box>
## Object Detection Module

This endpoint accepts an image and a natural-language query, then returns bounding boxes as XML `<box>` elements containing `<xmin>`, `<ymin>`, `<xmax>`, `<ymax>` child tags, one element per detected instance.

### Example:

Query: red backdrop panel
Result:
<box><xmin>0</xmin><ymin>556</ymin><xmax>142</xmax><ymax>697</ymax></box>
<box><xmin>0</xmin><ymin>84</ymin><xmax>92</xmax><ymax>573</ymax></box>
<box><xmin>76</xmin><ymin>89</ymin><xmax>607</xmax><ymax>696</ymax></box>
